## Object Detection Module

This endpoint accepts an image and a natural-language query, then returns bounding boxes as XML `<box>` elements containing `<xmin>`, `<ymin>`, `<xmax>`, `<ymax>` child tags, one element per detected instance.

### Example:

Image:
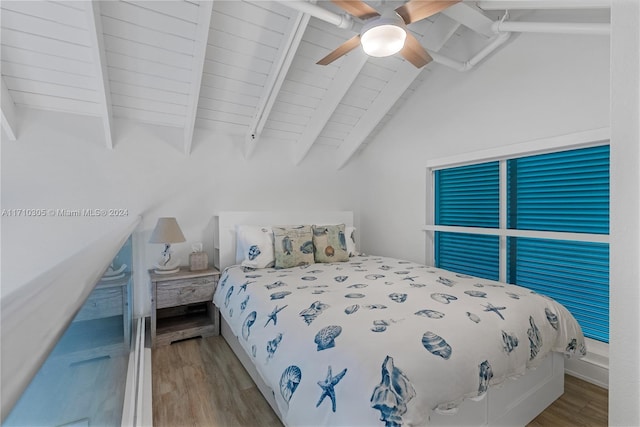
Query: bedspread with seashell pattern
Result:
<box><xmin>213</xmin><ymin>256</ymin><xmax>585</xmax><ymax>426</ymax></box>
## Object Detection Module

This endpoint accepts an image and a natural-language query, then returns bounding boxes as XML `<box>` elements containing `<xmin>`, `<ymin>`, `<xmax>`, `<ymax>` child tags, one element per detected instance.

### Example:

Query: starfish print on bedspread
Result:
<box><xmin>316</xmin><ymin>365</ymin><xmax>347</xmax><ymax>412</ymax></box>
<box><xmin>265</xmin><ymin>305</ymin><xmax>288</xmax><ymax>327</ymax></box>
<box><xmin>482</xmin><ymin>303</ymin><xmax>506</xmax><ymax>320</ymax></box>
<box><xmin>238</xmin><ymin>280</ymin><xmax>255</xmax><ymax>294</ymax></box>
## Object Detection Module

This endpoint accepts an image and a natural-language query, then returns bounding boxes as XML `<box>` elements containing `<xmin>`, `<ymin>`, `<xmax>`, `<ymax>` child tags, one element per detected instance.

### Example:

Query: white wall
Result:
<box><xmin>609</xmin><ymin>0</ymin><xmax>640</xmax><ymax>424</ymax></box>
<box><xmin>1</xmin><ymin>109</ymin><xmax>359</xmax><ymax>315</ymax></box>
<box><xmin>355</xmin><ymin>30</ymin><xmax>610</xmax><ymax>261</ymax></box>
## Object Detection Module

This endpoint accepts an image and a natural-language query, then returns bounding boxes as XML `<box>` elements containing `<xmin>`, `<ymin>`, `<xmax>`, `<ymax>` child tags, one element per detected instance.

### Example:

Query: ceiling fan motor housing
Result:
<box><xmin>360</xmin><ymin>10</ymin><xmax>408</xmax><ymax>57</ymax></box>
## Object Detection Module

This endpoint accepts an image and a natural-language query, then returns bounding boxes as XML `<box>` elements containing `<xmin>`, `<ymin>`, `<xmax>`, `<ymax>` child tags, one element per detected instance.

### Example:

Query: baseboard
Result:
<box><xmin>565</xmin><ymin>337</ymin><xmax>609</xmax><ymax>389</ymax></box>
<box><xmin>565</xmin><ymin>357</ymin><xmax>609</xmax><ymax>389</ymax></box>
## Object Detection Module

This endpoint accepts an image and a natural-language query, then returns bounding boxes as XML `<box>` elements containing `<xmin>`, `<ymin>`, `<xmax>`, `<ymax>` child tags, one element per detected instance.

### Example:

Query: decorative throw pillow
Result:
<box><xmin>345</xmin><ymin>226</ymin><xmax>359</xmax><ymax>257</ymax></box>
<box><xmin>236</xmin><ymin>225</ymin><xmax>275</xmax><ymax>268</ymax></box>
<box><xmin>273</xmin><ymin>225</ymin><xmax>315</xmax><ymax>269</ymax></box>
<box><xmin>312</xmin><ymin>224</ymin><xmax>350</xmax><ymax>263</ymax></box>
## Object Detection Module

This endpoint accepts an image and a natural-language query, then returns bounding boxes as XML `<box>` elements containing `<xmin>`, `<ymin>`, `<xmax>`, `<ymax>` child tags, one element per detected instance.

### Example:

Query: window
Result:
<box><xmin>430</xmin><ymin>144</ymin><xmax>610</xmax><ymax>343</ymax></box>
<box><xmin>434</xmin><ymin>161</ymin><xmax>500</xmax><ymax>280</ymax></box>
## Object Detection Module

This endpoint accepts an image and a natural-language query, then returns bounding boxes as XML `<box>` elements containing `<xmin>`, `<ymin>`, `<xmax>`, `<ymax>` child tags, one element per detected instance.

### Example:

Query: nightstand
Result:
<box><xmin>149</xmin><ymin>267</ymin><xmax>220</xmax><ymax>347</ymax></box>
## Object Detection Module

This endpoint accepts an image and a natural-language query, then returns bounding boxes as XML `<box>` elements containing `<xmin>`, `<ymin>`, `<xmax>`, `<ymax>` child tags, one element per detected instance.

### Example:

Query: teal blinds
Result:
<box><xmin>507</xmin><ymin>238</ymin><xmax>609</xmax><ymax>342</ymax></box>
<box><xmin>435</xmin><ymin>232</ymin><xmax>499</xmax><ymax>280</ymax></box>
<box><xmin>507</xmin><ymin>145</ymin><xmax>610</xmax><ymax>233</ymax></box>
<box><xmin>506</xmin><ymin>145</ymin><xmax>610</xmax><ymax>342</ymax></box>
<box><xmin>433</xmin><ymin>145</ymin><xmax>610</xmax><ymax>342</ymax></box>
<box><xmin>434</xmin><ymin>162</ymin><xmax>499</xmax><ymax>280</ymax></box>
<box><xmin>435</xmin><ymin>161</ymin><xmax>499</xmax><ymax>227</ymax></box>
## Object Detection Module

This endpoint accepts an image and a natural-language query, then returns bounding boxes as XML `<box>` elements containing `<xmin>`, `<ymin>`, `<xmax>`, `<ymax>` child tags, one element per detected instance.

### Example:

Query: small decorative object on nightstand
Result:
<box><xmin>149</xmin><ymin>217</ymin><xmax>186</xmax><ymax>274</ymax></box>
<box><xmin>149</xmin><ymin>267</ymin><xmax>220</xmax><ymax>347</ymax></box>
<box><xmin>189</xmin><ymin>242</ymin><xmax>208</xmax><ymax>271</ymax></box>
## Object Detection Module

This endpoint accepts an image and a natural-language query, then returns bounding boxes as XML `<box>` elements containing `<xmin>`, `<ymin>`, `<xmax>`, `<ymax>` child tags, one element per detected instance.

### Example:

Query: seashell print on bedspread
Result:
<box><xmin>213</xmin><ymin>255</ymin><xmax>586</xmax><ymax>426</ymax></box>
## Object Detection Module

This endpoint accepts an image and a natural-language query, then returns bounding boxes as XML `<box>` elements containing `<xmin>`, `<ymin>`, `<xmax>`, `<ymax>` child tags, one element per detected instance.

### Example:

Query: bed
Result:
<box><xmin>213</xmin><ymin>211</ymin><xmax>586</xmax><ymax>426</ymax></box>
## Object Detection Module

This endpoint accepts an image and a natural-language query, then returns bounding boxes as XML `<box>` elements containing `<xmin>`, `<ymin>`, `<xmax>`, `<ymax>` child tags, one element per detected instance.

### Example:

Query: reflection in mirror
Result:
<box><xmin>3</xmin><ymin>236</ymin><xmax>134</xmax><ymax>427</ymax></box>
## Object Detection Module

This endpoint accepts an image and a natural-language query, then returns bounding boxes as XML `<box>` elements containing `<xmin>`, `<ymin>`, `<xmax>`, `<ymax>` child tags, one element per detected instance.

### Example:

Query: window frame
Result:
<box><xmin>424</xmin><ymin>128</ymin><xmax>610</xmax><ymax>277</ymax></box>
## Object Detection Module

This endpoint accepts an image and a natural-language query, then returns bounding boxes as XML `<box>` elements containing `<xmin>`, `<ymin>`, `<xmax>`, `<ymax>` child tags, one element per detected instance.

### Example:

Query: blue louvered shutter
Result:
<box><xmin>507</xmin><ymin>238</ymin><xmax>609</xmax><ymax>342</ymax></box>
<box><xmin>435</xmin><ymin>162</ymin><xmax>499</xmax><ymax>280</ymax></box>
<box><xmin>507</xmin><ymin>145</ymin><xmax>610</xmax><ymax>342</ymax></box>
<box><xmin>507</xmin><ymin>145</ymin><xmax>610</xmax><ymax>233</ymax></box>
<box><xmin>435</xmin><ymin>162</ymin><xmax>500</xmax><ymax>227</ymax></box>
<box><xmin>435</xmin><ymin>233</ymin><xmax>500</xmax><ymax>280</ymax></box>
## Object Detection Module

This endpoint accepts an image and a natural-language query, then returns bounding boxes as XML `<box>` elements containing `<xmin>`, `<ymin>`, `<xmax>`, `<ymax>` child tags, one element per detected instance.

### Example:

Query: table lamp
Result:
<box><xmin>149</xmin><ymin>217</ymin><xmax>186</xmax><ymax>274</ymax></box>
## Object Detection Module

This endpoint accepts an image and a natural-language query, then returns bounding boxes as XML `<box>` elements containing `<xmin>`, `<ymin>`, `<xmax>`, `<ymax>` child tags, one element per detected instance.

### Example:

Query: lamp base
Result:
<box><xmin>153</xmin><ymin>259</ymin><xmax>181</xmax><ymax>275</ymax></box>
<box><xmin>153</xmin><ymin>267</ymin><xmax>180</xmax><ymax>275</ymax></box>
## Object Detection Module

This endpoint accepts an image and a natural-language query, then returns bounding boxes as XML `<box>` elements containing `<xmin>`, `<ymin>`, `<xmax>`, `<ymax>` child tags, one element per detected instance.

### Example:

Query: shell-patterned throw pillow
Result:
<box><xmin>237</xmin><ymin>225</ymin><xmax>275</xmax><ymax>269</ymax></box>
<box><xmin>312</xmin><ymin>224</ymin><xmax>349</xmax><ymax>263</ymax></box>
<box><xmin>273</xmin><ymin>225</ymin><xmax>315</xmax><ymax>269</ymax></box>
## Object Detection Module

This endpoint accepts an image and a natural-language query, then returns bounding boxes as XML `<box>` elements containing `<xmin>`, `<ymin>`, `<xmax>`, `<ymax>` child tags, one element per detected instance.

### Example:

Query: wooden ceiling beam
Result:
<box><xmin>86</xmin><ymin>1</ymin><xmax>114</xmax><ymax>149</ymax></box>
<box><xmin>335</xmin><ymin>61</ymin><xmax>423</xmax><ymax>169</ymax></box>
<box><xmin>293</xmin><ymin>50</ymin><xmax>368</xmax><ymax>165</ymax></box>
<box><xmin>244</xmin><ymin>11</ymin><xmax>310</xmax><ymax>159</ymax></box>
<box><xmin>1</xmin><ymin>77</ymin><xmax>18</xmax><ymax>140</ymax></box>
<box><xmin>183</xmin><ymin>1</ymin><xmax>213</xmax><ymax>156</ymax></box>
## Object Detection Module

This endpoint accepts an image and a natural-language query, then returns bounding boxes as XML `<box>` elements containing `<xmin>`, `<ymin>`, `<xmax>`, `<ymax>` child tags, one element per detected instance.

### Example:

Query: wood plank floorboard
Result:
<box><xmin>153</xmin><ymin>335</ymin><xmax>281</xmax><ymax>427</ymax></box>
<box><xmin>528</xmin><ymin>374</ymin><xmax>608</xmax><ymax>427</ymax></box>
<box><xmin>153</xmin><ymin>335</ymin><xmax>608</xmax><ymax>427</ymax></box>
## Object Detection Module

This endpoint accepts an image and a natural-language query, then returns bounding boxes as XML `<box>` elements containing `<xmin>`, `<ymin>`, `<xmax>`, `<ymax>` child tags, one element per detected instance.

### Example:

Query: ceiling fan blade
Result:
<box><xmin>395</xmin><ymin>0</ymin><xmax>461</xmax><ymax>25</ymax></box>
<box><xmin>399</xmin><ymin>32</ymin><xmax>433</xmax><ymax>68</ymax></box>
<box><xmin>332</xmin><ymin>0</ymin><xmax>380</xmax><ymax>20</ymax></box>
<box><xmin>317</xmin><ymin>35</ymin><xmax>362</xmax><ymax>66</ymax></box>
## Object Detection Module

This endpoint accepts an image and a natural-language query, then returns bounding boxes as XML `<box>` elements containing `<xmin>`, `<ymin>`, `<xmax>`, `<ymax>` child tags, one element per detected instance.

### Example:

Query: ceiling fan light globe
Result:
<box><xmin>361</xmin><ymin>24</ymin><xmax>407</xmax><ymax>57</ymax></box>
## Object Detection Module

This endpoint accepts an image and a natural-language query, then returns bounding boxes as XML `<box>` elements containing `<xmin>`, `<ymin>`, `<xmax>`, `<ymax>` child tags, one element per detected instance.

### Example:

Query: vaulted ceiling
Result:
<box><xmin>0</xmin><ymin>1</ymin><xmax>610</xmax><ymax>168</ymax></box>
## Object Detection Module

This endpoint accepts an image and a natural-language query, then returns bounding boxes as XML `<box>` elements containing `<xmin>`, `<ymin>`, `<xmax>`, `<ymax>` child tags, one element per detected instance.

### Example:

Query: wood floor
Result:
<box><xmin>528</xmin><ymin>372</ymin><xmax>608</xmax><ymax>427</ymax></box>
<box><xmin>152</xmin><ymin>335</ymin><xmax>608</xmax><ymax>427</ymax></box>
<box><xmin>152</xmin><ymin>335</ymin><xmax>281</xmax><ymax>427</ymax></box>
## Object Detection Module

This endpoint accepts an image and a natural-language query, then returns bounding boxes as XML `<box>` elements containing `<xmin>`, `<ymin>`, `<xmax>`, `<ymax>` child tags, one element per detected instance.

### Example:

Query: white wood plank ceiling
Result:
<box><xmin>1</xmin><ymin>1</ymin><xmax>610</xmax><ymax>167</ymax></box>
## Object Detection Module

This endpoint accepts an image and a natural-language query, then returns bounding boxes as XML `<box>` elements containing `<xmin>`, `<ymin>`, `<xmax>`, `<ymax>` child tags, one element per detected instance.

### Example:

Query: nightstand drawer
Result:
<box><xmin>156</xmin><ymin>277</ymin><xmax>216</xmax><ymax>309</ymax></box>
<box><xmin>75</xmin><ymin>287</ymin><xmax>123</xmax><ymax>321</ymax></box>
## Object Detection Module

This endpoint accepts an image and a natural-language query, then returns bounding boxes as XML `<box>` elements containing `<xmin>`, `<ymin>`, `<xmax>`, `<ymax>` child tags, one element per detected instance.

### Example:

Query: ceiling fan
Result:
<box><xmin>317</xmin><ymin>0</ymin><xmax>461</xmax><ymax>68</ymax></box>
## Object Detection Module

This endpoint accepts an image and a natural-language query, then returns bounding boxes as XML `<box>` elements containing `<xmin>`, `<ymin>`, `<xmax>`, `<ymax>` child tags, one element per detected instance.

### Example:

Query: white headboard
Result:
<box><xmin>215</xmin><ymin>211</ymin><xmax>354</xmax><ymax>270</ymax></box>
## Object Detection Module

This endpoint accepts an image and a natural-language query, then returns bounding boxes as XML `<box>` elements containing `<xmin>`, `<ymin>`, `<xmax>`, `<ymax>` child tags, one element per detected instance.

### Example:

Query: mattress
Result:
<box><xmin>213</xmin><ymin>255</ymin><xmax>586</xmax><ymax>426</ymax></box>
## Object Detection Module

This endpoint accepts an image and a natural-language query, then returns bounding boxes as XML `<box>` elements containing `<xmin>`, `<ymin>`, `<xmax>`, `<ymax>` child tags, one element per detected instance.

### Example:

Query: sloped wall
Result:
<box><xmin>1</xmin><ymin>110</ymin><xmax>360</xmax><ymax>315</ymax></box>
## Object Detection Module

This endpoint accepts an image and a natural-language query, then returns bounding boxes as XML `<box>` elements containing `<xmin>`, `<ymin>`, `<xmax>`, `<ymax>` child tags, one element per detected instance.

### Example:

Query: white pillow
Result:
<box><xmin>236</xmin><ymin>225</ymin><xmax>275</xmax><ymax>268</ymax></box>
<box><xmin>345</xmin><ymin>226</ymin><xmax>358</xmax><ymax>256</ymax></box>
